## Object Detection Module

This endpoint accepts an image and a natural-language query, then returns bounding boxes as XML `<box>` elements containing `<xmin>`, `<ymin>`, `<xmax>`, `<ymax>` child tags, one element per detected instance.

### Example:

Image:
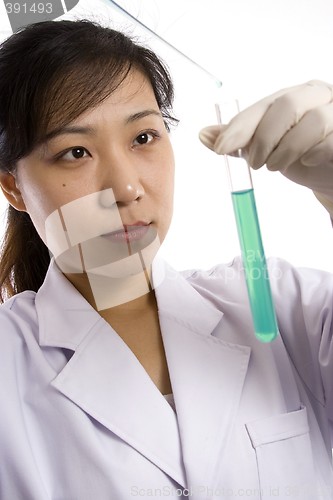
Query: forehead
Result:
<box><xmin>43</xmin><ymin>68</ymin><xmax>160</xmax><ymax>137</ymax></box>
<box><xmin>108</xmin><ymin>69</ymin><xmax>156</xmax><ymax>104</ymax></box>
<box><xmin>76</xmin><ymin>70</ymin><xmax>159</xmax><ymax>123</ymax></box>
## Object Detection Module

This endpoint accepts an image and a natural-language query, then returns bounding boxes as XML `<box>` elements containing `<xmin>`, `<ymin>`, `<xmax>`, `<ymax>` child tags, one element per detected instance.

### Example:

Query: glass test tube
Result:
<box><xmin>215</xmin><ymin>102</ymin><xmax>278</xmax><ymax>343</ymax></box>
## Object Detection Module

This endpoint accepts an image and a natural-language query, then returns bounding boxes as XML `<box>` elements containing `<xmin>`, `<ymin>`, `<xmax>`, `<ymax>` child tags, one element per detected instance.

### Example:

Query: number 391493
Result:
<box><xmin>5</xmin><ymin>3</ymin><xmax>53</xmax><ymax>14</ymax></box>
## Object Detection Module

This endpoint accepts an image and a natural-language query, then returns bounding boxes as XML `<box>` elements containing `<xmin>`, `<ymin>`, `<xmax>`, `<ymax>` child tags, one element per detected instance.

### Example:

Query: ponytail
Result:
<box><xmin>0</xmin><ymin>206</ymin><xmax>50</xmax><ymax>302</ymax></box>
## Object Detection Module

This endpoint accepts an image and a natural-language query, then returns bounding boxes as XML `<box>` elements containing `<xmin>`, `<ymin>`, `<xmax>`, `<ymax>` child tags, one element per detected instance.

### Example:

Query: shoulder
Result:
<box><xmin>266</xmin><ymin>257</ymin><xmax>333</xmax><ymax>310</ymax></box>
<box><xmin>181</xmin><ymin>255</ymin><xmax>333</xmax><ymax>291</ymax></box>
<box><xmin>180</xmin><ymin>256</ymin><xmax>333</xmax><ymax>310</ymax></box>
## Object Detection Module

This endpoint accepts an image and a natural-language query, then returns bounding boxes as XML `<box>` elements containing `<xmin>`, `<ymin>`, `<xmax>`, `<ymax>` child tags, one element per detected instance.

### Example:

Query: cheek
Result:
<box><xmin>18</xmin><ymin>178</ymin><xmax>78</xmax><ymax>244</ymax></box>
<box><xmin>154</xmin><ymin>157</ymin><xmax>175</xmax><ymax>233</ymax></box>
<box><xmin>22</xmin><ymin>184</ymin><xmax>60</xmax><ymax>221</ymax></box>
<box><xmin>154</xmin><ymin>145</ymin><xmax>175</xmax><ymax>197</ymax></box>
<box><xmin>151</xmin><ymin>168</ymin><xmax>174</xmax><ymax>213</ymax></box>
<box><xmin>20</xmin><ymin>173</ymin><xmax>84</xmax><ymax>217</ymax></box>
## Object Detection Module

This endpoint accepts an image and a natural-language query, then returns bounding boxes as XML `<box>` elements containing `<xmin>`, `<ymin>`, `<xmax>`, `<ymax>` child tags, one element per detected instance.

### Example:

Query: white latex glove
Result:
<box><xmin>199</xmin><ymin>80</ymin><xmax>333</xmax><ymax>217</ymax></box>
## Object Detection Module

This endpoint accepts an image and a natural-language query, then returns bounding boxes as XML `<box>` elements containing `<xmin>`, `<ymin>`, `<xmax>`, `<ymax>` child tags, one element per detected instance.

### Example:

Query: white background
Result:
<box><xmin>0</xmin><ymin>0</ymin><xmax>332</xmax><ymax>272</ymax></box>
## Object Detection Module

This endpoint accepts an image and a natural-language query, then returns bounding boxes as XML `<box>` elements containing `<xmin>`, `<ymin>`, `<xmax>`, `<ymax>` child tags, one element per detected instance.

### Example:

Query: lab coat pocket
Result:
<box><xmin>246</xmin><ymin>406</ymin><xmax>316</xmax><ymax>500</ymax></box>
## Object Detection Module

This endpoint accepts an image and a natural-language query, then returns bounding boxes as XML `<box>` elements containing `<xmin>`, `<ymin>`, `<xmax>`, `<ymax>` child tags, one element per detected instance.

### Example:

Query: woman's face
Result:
<box><xmin>5</xmin><ymin>69</ymin><xmax>175</xmax><ymax>271</ymax></box>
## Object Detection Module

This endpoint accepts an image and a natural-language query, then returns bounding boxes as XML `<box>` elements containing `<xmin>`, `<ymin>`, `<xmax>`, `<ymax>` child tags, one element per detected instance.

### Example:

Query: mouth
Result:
<box><xmin>101</xmin><ymin>222</ymin><xmax>151</xmax><ymax>243</ymax></box>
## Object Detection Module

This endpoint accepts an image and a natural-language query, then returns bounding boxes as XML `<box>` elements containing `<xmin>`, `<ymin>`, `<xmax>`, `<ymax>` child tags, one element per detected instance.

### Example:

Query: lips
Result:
<box><xmin>102</xmin><ymin>222</ymin><xmax>151</xmax><ymax>243</ymax></box>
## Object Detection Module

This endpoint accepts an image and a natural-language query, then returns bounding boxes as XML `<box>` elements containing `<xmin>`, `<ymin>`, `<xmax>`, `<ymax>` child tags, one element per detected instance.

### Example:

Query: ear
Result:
<box><xmin>0</xmin><ymin>171</ymin><xmax>27</xmax><ymax>211</ymax></box>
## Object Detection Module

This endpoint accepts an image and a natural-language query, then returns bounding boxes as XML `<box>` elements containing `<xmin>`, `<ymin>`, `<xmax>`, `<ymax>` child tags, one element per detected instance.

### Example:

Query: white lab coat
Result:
<box><xmin>0</xmin><ymin>256</ymin><xmax>333</xmax><ymax>500</ymax></box>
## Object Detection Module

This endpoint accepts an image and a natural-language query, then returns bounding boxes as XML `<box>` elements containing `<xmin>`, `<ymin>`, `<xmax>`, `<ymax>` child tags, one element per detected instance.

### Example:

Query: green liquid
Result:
<box><xmin>231</xmin><ymin>189</ymin><xmax>278</xmax><ymax>343</ymax></box>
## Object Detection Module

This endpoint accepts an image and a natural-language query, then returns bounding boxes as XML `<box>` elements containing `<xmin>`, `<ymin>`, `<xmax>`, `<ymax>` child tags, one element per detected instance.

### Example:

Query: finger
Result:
<box><xmin>266</xmin><ymin>103</ymin><xmax>333</xmax><ymax>171</ymax></box>
<box><xmin>199</xmin><ymin>125</ymin><xmax>225</xmax><ymax>152</ymax></box>
<box><xmin>199</xmin><ymin>124</ymin><xmax>250</xmax><ymax>160</ymax></box>
<box><xmin>248</xmin><ymin>81</ymin><xmax>333</xmax><ymax>168</ymax></box>
<box><xmin>265</xmin><ymin>101</ymin><xmax>333</xmax><ymax>172</ymax></box>
<box><xmin>213</xmin><ymin>84</ymin><xmax>303</xmax><ymax>155</ymax></box>
<box><xmin>301</xmin><ymin>131</ymin><xmax>333</xmax><ymax>167</ymax></box>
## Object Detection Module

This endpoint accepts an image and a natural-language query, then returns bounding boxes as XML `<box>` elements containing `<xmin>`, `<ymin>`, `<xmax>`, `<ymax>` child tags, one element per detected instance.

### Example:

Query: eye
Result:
<box><xmin>60</xmin><ymin>147</ymin><xmax>90</xmax><ymax>161</ymax></box>
<box><xmin>133</xmin><ymin>131</ymin><xmax>158</xmax><ymax>146</ymax></box>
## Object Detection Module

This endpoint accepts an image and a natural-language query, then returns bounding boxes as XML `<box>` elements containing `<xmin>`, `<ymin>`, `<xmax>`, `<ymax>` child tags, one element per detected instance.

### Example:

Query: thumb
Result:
<box><xmin>199</xmin><ymin>125</ymin><xmax>226</xmax><ymax>152</ymax></box>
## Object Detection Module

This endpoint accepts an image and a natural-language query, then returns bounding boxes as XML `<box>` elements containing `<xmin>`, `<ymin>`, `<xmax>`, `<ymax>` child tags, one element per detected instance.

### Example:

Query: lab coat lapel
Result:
<box><xmin>153</xmin><ymin>261</ymin><xmax>251</xmax><ymax>491</ymax></box>
<box><xmin>51</xmin><ymin>321</ymin><xmax>187</xmax><ymax>486</ymax></box>
<box><xmin>37</xmin><ymin>259</ymin><xmax>251</xmax><ymax>490</ymax></box>
<box><xmin>37</xmin><ymin>261</ymin><xmax>187</xmax><ymax>488</ymax></box>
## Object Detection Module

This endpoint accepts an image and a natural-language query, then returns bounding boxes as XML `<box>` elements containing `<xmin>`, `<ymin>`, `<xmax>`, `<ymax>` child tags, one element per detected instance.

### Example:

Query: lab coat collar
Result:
<box><xmin>37</xmin><ymin>260</ymin><xmax>100</xmax><ymax>350</ymax></box>
<box><xmin>36</xmin><ymin>257</ymin><xmax>224</xmax><ymax>350</ymax></box>
<box><xmin>152</xmin><ymin>256</ymin><xmax>224</xmax><ymax>336</ymax></box>
<box><xmin>36</xmin><ymin>258</ymin><xmax>250</xmax><ymax>491</ymax></box>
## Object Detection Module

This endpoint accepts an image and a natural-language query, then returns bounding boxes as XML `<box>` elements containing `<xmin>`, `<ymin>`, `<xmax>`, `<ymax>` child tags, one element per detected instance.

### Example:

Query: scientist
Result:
<box><xmin>0</xmin><ymin>19</ymin><xmax>333</xmax><ymax>500</ymax></box>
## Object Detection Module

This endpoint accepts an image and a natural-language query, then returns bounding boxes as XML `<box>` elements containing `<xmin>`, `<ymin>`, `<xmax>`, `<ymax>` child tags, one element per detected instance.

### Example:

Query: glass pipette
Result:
<box><xmin>215</xmin><ymin>102</ymin><xmax>278</xmax><ymax>343</ymax></box>
<box><xmin>106</xmin><ymin>0</ymin><xmax>222</xmax><ymax>87</ymax></box>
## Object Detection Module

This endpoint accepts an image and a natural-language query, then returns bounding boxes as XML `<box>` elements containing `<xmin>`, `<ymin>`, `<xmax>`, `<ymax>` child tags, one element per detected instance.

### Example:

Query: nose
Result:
<box><xmin>99</xmin><ymin>154</ymin><xmax>145</xmax><ymax>207</ymax></box>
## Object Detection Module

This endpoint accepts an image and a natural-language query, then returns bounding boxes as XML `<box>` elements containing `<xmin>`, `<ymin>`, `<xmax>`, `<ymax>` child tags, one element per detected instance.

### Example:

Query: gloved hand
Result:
<box><xmin>199</xmin><ymin>80</ymin><xmax>333</xmax><ymax>217</ymax></box>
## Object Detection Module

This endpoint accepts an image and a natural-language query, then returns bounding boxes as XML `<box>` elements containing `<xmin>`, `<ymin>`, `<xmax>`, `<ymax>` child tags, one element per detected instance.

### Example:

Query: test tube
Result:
<box><xmin>215</xmin><ymin>101</ymin><xmax>278</xmax><ymax>343</ymax></box>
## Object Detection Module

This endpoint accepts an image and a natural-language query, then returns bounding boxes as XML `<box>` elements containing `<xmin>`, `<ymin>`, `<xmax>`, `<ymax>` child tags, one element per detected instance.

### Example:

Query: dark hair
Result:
<box><xmin>0</xmin><ymin>19</ymin><xmax>178</xmax><ymax>302</ymax></box>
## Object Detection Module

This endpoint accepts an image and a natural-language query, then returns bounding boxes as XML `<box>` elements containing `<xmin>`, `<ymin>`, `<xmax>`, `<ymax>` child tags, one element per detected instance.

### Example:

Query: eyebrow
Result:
<box><xmin>125</xmin><ymin>109</ymin><xmax>162</xmax><ymax>124</ymax></box>
<box><xmin>42</xmin><ymin>109</ymin><xmax>163</xmax><ymax>144</ymax></box>
<box><xmin>43</xmin><ymin>126</ymin><xmax>95</xmax><ymax>143</ymax></box>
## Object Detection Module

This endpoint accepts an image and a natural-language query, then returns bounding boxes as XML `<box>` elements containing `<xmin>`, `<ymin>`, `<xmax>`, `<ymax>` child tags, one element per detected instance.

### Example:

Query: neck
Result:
<box><xmin>64</xmin><ymin>266</ymin><xmax>156</xmax><ymax>315</ymax></box>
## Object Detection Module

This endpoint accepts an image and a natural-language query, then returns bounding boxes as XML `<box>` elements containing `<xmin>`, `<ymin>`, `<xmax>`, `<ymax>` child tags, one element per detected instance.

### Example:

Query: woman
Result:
<box><xmin>0</xmin><ymin>19</ymin><xmax>333</xmax><ymax>500</ymax></box>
